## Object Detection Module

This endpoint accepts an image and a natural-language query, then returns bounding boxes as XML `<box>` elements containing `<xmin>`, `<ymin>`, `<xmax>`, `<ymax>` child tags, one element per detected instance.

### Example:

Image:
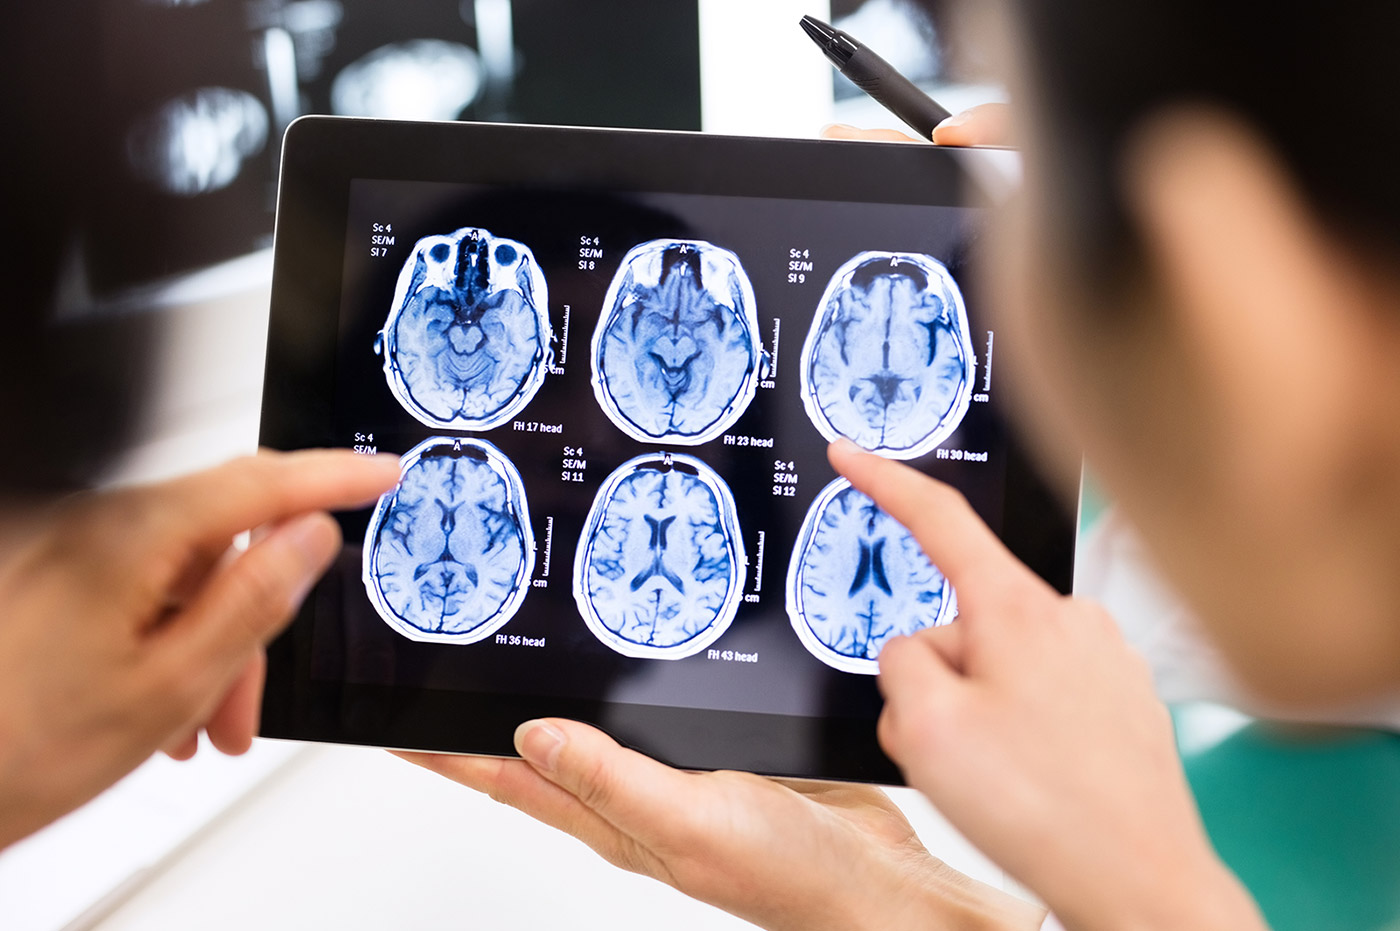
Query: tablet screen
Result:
<box><xmin>260</xmin><ymin>119</ymin><xmax>1072</xmax><ymax>781</ymax></box>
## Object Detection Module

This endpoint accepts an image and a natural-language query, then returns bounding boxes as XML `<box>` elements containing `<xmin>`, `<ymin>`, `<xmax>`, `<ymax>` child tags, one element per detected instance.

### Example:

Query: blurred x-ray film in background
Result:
<box><xmin>827</xmin><ymin>0</ymin><xmax>1006</xmax><ymax>131</ymax></box>
<box><xmin>63</xmin><ymin>0</ymin><xmax>940</xmax><ymax>313</ymax></box>
<box><xmin>77</xmin><ymin>0</ymin><xmax>705</xmax><ymax>306</ymax></box>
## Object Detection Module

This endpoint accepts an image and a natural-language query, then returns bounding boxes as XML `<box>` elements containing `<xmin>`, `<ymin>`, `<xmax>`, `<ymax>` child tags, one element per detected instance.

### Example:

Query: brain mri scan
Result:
<box><xmin>363</xmin><ymin>437</ymin><xmax>535</xmax><ymax>644</ymax></box>
<box><xmin>786</xmin><ymin>478</ymin><xmax>955</xmax><ymax>674</ymax></box>
<box><xmin>591</xmin><ymin>240</ymin><xmax>765</xmax><ymax>445</ymax></box>
<box><xmin>800</xmin><ymin>252</ymin><xmax>973</xmax><ymax>459</ymax></box>
<box><xmin>377</xmin><ymin>227</ymin><xmax>553</xmax><ymax>430</ymax></box>
<box><xmin>573</xmin><ymin>453</ymin><xmax>747</xmax><ymax>659</ymax></box>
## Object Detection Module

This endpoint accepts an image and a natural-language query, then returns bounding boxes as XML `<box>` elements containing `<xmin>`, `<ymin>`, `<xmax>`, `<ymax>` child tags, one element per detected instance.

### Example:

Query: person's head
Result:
<box><xmin>0</xmin><ymin>5</ymin><xmax>149</xmax><ymax>501</ymax></box>
<box><xmin>942</xmin><ymin>0</ymin><xmax>1400</xmax><ymax>704</ymax></box>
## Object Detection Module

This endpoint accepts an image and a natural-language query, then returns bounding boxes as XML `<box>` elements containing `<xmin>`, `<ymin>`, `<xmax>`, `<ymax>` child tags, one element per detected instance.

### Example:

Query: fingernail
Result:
<box><xmin>936</xmin><ymin>110</ymin><xmax>971</xmax><ymax>130</ymax></box>
<box><xmin>371</xmin><ymin>453</ymin><xmax>404</xmax><ymax>477</ymax></box>
<box><xmin>830</xmin><ymin>437</ymin><xmax>863</xmax><ymax>455</ymax></box>
<box><xmin>515</xmin><ymin>720</ymin><xmax>565</xmax><ymax>771</ymax></box>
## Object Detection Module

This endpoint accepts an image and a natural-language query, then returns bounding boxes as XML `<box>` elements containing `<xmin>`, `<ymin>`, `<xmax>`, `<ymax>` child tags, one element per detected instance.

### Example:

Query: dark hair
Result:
<box><xmin>952</xmin><ymin>0</ymin><xmax>1400</xmax><ymax>274</ymax></box>
<box><xmin>0</xmin><ymin>4</ymin><xmax>146</xmax><ymax>495</ymax></box>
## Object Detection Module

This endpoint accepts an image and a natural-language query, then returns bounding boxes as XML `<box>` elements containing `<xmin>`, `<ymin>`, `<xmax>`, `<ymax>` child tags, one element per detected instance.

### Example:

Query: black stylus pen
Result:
<box><xmin>800</xmin><ymin>14</ymin><xmax>953</xmax><ymax>140</ymax></box>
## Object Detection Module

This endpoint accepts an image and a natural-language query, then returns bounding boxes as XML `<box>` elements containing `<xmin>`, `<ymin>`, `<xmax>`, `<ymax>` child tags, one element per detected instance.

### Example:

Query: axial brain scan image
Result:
<box><xmin>591</xmin><ymin>240</ymin><xmax>763</xmax><ymax>445</ymax></box>
<box><xmin>363</xmin><ymin>437</ymin><xmax>535</xmax><ymax>644</ymax></box>
<box><xmin>786</xmin><ymin>479</ymin><xmax>955</xmax><ymax>674</ymax></box>
<box><xmin>573</xmin><ymin>453</ymin><xmax>747</xmax><ymax>659</ymax></box>
<box><xmin>800</xmin><ymin>252</ymin><xmax>974</xmax><ymax>459</ymax></box>
<box><xmin>378</xmin><ymin>227</ymin><xmax>553</xmax><ymax>430</ymax></box>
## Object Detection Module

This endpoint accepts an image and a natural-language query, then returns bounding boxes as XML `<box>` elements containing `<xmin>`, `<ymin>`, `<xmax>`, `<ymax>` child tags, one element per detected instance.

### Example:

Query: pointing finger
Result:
<box><xmin>829</xmin><ymin>439</ymin><xmax>1051</xmax><ymax>607</ymax></box>
<box><xmin>144</xmin><ymin>449</ymin><xmax>399</xmax><ymax>549</ymax></box>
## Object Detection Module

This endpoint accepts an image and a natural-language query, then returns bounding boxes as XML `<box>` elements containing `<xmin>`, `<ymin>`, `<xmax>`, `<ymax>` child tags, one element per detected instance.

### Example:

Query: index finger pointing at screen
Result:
<box><xmin>151</xmin><ymin>449</ymin><xmax>401</xmax><ymax>546</ymax></box>
<box><xmin>827</xmin><ymin>438</ymin><xmax>1052</xmax><ymax>607</ymax></box>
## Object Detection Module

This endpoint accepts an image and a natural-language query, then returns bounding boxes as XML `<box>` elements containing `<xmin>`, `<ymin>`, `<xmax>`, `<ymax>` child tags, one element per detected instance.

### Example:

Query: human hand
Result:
<box><xmin>401</xmin><ymin>724</ymin><xmax>1044</xmax><ymax>931</ymax></box>
<box><xmin>0</xmin><ymin>450</ymin><xmax>399</xmax><ymax>847</ymax></box>
<box><xmin>822</xmin><ymin>102</ymin><xmax>1012</xmax><ymax>146</ymax></box>
<box><xmin>829</xmin><ymin>439</ymin><xmax>1264</xmax><ymax>931</ymax></box>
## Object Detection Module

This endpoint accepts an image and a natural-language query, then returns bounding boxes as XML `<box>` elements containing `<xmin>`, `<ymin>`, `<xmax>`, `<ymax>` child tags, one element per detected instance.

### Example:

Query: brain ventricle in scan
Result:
<box><xmin>592</xmin><ymin>240</ymin><xmax>764</xmax><ymax>445</ymax></box>
<box><xmin>378</xmin><ymin>227</ymin><xmax>553</xmax><ymax>430</ymax></box>
<box><xmin>786</xmin><ymin>479</ymin><xmax>955</xmax><ymax>674</ymax></box>
<box><xmin>363</xmin><ymin>437</ymin><xmax>535</xmax><ymax>644</ymax></box>
<box><xmin>800</xmin><ymin>252</ymin><xmax>973</xmax><ymax>459</ymax></box>
<box><xmin>573</xmin><ymin>453</ymin><xmax>747</xmax><ymax>659</ymax></box>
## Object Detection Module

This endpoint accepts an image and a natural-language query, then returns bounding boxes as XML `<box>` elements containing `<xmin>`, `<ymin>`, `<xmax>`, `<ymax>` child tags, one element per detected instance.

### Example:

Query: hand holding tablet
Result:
<box><xmin>258</xmin><ymin>117</ymin><xmax>1074</xmax><ymax>781</ymax></box>
<box><xmin>399</xmin><ymin>439</ymin><xmax>1068</xmax><ymax>931</ymax></box>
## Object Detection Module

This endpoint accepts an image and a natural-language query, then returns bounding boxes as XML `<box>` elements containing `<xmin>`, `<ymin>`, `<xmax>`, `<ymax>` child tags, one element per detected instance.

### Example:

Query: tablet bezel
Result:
<box><xmin>259</xmin><ymin>117</ymin><xmax>1075</xmax><ymax>784</ymax></box>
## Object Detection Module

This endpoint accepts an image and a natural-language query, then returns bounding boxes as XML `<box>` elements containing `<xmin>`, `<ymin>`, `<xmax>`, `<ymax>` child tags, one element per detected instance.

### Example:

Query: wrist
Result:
<box><xmin>849</xmin><ymin>852</ymin><xmax>1045</xmax><ymax>931</ymax></box>
<box><xmin>912</xmin><ymin>862</ymin><xmax>1047</xmax><ymax>931</ymax></box>
<box><xmin>1048</xmin><ymin>846</ymin><xmax>1264</xmax><ymax>931</ymax></box>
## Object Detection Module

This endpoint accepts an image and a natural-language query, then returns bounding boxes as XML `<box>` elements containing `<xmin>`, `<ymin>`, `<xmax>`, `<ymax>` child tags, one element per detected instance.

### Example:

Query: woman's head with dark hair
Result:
<box><xmin>0</xmin><ymin>2</ymin><xmax>149</xmax><ymax>497</ymax></box>
<box><xmin>923</xmin><ymin>0</ymin><xmax>1400</xmax><ymax>704</ymax></box>
<box><xmin>1006</xmin><ymin>0</ymin><xmax>1400</xmax><ymax>275</ymax></box>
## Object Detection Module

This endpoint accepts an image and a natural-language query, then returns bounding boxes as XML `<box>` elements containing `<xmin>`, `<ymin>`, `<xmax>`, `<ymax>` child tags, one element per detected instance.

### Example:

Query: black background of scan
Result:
<box><xmin>314</xmin><ymin>178</ymin><xmax>1005</xmax><ymax>724</ymax></box>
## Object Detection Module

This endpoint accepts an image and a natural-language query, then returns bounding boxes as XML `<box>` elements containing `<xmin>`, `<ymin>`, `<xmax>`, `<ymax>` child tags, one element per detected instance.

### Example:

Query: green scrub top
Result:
<box><xmin>1175</xmin><ymin>707</ymin><xmax>1400</xmax><ymax>931</ymax></box>
<box><xmin>1079</xmin><ymin>477</ymin><xmax>1400</xmax><ymax>930</ymax></box>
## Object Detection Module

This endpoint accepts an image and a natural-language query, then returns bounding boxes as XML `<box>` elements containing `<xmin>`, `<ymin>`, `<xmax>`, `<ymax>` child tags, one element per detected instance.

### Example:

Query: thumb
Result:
<box><xmin>159</xmin><ymin>512</ymin><xmax>341</xmax><ymax>673</ymax></box>
<box><xmin>876</xmin><ymin>631</ymin><xmax>966</xmax><ymax>766</ymax></box>
<box><xmin>930</xmin><ymin>103</ymin><xmax>1013</xmax><ymax>146</ymax></box>
<box><xmin>514</xmin><ymin>719</ymin><xmax>698</xmax><ymax>843</ymax></box>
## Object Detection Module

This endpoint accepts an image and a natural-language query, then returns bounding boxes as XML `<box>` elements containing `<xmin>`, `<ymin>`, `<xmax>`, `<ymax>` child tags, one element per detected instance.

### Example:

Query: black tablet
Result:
<box><xmin>259</xmin><ymin>116</ymin><xmax>1075</xmax><ymax>783</ymax></box>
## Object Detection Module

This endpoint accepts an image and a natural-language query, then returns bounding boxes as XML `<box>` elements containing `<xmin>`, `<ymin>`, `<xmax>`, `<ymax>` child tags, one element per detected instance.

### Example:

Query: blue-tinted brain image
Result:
<box><xmin>800</xmin><ymin>252</ymin><xmax>974</xmax><ymax>460</ymax></box>
<box><xmin>378</xmin><ymin>227</ymin><xmax>552</xmax><ymax>430</ymax></box>
<box><xmin>363</xmin><ymin>437</ymin><xmax>535</xmax><ymax>644</ymax></box>
<box><xmin>573</xmin><ymin>453</ymin><xmax>747</xmax><ymax>659</ymax></box>
<box><xmin>592</xmin><ymin>240</ymin><xmax>763</xmax><ymax>445</ymax></box>
<box><xmin>786</xmin><ymin>479</ymin><xmax>955</xmax><ymax>674</ymax></box>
